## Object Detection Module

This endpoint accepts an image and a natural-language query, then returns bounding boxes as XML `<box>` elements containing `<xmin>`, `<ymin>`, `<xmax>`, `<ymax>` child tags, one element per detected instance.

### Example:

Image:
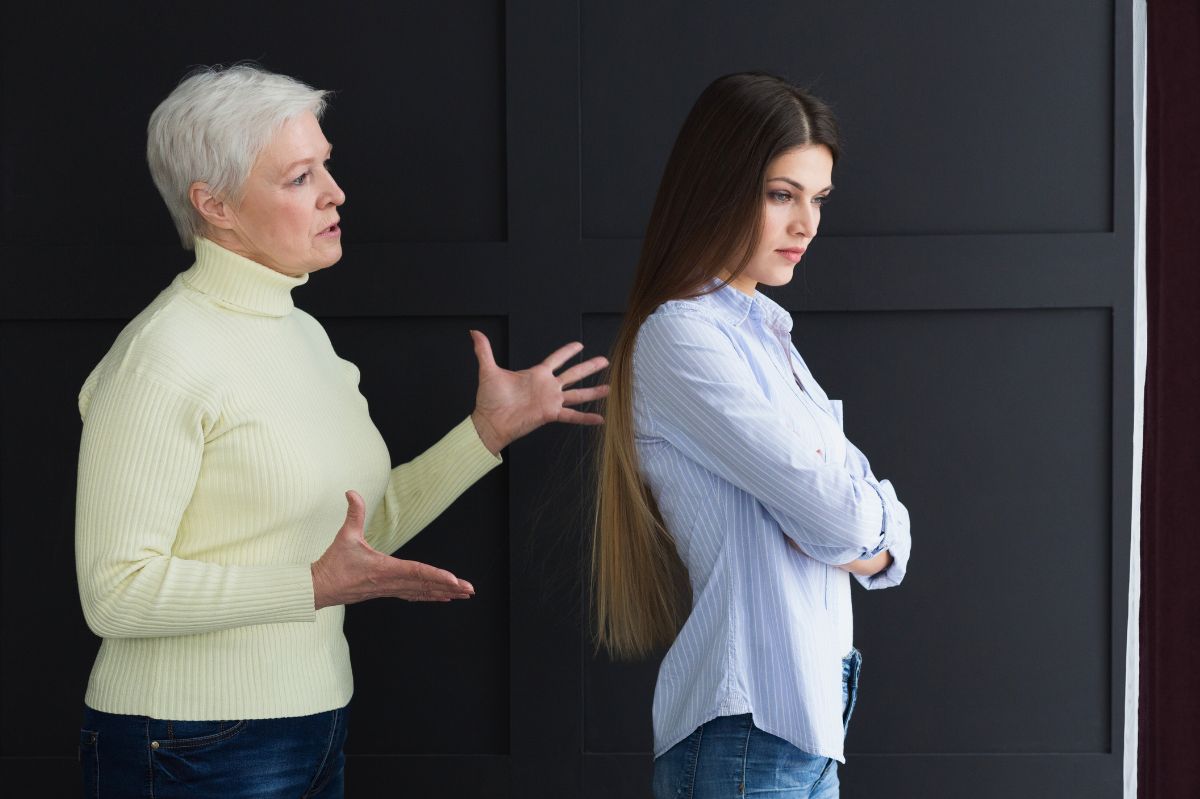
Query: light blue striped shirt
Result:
<box><xmin>633</xmin><ymin>282</ymin><xmax>911</xmax><ymax>762</ymax></box>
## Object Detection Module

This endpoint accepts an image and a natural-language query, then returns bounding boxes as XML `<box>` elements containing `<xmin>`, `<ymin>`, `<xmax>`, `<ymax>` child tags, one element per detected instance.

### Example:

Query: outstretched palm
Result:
<box><xmin>469</xmin><ymin>330</ymin><xmax>610</xmax><ymax>454</ymax></box>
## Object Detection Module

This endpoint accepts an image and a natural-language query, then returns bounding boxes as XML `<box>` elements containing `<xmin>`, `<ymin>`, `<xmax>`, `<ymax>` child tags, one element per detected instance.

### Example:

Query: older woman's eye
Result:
<box><xmin>291</xmin><ymin>172</ymin><xmax>310</xmax><ymax>186</ymax></box>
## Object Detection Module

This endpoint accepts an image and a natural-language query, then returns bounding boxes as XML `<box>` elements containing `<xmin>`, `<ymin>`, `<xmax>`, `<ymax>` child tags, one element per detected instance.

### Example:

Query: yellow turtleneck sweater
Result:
<box><xmin>75</xmin><ymin>237</ymin><xmax>501</xmax><ymax>720</ymax></box>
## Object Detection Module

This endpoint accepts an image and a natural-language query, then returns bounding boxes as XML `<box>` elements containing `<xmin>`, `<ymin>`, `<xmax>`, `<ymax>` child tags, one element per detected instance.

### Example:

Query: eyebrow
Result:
<box><xmin>768</xmin><ymin>177</ymin><xmax>834</xmax><ymax>193</ymax></box>
<box><xmin>281</xmin><ymin>144</ymin><xmax>333</xmax><ymax>175</ymax></box>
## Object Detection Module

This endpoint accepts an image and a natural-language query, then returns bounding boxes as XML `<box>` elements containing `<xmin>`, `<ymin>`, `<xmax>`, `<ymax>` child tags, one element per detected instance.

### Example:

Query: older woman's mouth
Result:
<box><xmin>317</xmin><ymin>222</ymin><xmax>341</xmax><ymax>238</ymax></box>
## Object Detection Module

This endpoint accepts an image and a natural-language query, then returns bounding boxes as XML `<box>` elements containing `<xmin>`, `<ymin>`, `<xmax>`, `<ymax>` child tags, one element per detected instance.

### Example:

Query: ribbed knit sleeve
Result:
<box><xmin>365</xmin><ymin>416</ymin><xmax>502</xmax><ymax>555</ymax></box>
<box><xmin>76</xmin><ymin>369</ymin><xmax>316</xmax><ymax>638</ymax></box>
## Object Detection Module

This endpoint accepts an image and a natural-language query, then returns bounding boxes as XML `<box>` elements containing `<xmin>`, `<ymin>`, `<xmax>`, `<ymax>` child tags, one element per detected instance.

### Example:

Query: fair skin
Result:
<box><xmin>721</xmin><ymin>144</ymin><xmax>834</xmax><ymax>296</ymax></box>
<box><xmin>191</xmin><ymin>111</ymin><xmax>345</xmax><ymax>277</ymax></box>
<box><xmin>191</xmin><ymin>111</ymin><xmax>611</xmax><ymax>609</ymax></box>
<box><xmin>726</xmin><ymin>145</ymin><xmax>892</xmax><ymax>577</ymax></box>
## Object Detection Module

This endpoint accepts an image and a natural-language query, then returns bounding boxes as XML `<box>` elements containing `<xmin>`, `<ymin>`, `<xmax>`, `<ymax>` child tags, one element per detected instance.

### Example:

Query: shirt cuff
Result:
<box><xmin>859</xmin><ymin>480</ymin><xmax>895</xmax><ymax>558</ymax></box>
<box><xmin>855</xmin><ymin>479</ymin><xmax>911</xmax><ymax>589</ymax></box>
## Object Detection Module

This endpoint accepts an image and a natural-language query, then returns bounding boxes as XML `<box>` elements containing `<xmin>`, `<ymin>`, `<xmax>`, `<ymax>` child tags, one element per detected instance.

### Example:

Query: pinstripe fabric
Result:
<box><xmin>633</xmin><ymin>282</ymin><xmax>911</xmax><ymax>762</ymax></box>
<box><xmin>75</xmin><ymin>238</ymin><xmax>501</xmax><ymax>721</ymax></box>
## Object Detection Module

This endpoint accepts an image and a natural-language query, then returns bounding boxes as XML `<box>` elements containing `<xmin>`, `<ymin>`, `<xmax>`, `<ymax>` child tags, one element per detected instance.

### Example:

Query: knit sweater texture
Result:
<box><xmin>75</xmin><ymin>237</ymin><xmax>501</xmax><ymax>720</ymax></box>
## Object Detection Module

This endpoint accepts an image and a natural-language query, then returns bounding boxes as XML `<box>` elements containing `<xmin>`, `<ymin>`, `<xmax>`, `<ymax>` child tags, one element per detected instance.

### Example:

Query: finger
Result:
<box><xmin>555</xmin><ymin>408</ymin><xmax>605</xmax><ymax>426</ymax></box>
<box><xmin>399</xmin><ymin>583</ymin><xmax>472</xmax><ymax>601</ymax></box>
<box><xmin>408</xmin><ymin>578</ymin><xmax>472</xmax><ymax>590</ymax></box>
<box><xmin>341</xmin><ymin>490</ymin><xmax>366</xmax><ymax>537</ymax></box>
<box><xmin>413</xmin><ymin>582</ymin><xmax>475</xmax><ymax>598</ymax></box>
<box><xmin>399</xmin><ymin>590</ymin><xmax>465</xmax><ymax>602</ymax></box>
<box><xmin>540</xmin><ymin>341</ymin><xmax>585</xmax><ymax>372</ymax></box>
<box><xmin>470</xmin><ymin>330</ymin><xmax>497</xmax><ymax>371</ymax></box>
<box><xmin>412</xmin><ymin>587</ymin><xmax>472</xmax><ymax>599</ymax></box>
<box><xmin>394</xmin><ymin>559</ymin><xmax>465</xmax><ymax>592</ymax></box>
<box><xmin>555</xmin><ymin>356</ymin><xmax>609</xmax><ymax>386</ymax></box>
<box><xmin>561</xmin><ymin>385</ymin><xmax>610</xmax><ymax>405</ymax></box>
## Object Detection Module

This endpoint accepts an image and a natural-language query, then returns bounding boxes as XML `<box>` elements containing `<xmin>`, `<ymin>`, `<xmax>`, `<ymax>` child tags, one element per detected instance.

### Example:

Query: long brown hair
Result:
<box><xmin>592</xmin><ymin>73</ymin><xmax>841</xmax><ymax>659</ymax></box>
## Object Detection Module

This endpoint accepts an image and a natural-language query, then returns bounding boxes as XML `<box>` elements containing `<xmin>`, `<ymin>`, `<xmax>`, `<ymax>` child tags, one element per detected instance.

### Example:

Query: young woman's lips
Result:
<box><xmin>776</xmin><ymin>247</ymin><xmax>806</xmax><ymax>264</ymax></box>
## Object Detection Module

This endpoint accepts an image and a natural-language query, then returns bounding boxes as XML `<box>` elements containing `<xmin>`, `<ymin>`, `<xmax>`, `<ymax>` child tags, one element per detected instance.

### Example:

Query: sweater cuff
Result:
<box><xmin>226</xmin><ymin>563</ymin><xmax>317</xmax><ymax>625</ymax></box>
<box><xmin>456</xmin><ymin>415</ymin><xmax>505</xmax><ymax>469</ymax></box>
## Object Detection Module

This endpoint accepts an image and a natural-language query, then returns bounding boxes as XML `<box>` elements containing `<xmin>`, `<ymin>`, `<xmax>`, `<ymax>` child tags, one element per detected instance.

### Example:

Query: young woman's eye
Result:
<box><xmin>813</xmin><ymin>194</ymin><xmax>830</xmax><ymax>206</ymax></box>
<box><xmin>768</xmin><ymin>190</ymin><xmax>792</xmax><ymax>203</ymax></box>
<box><xmin>291</xmin><ymin>171</ymin><xmax>310</xmax><ymax>186</ymax></box>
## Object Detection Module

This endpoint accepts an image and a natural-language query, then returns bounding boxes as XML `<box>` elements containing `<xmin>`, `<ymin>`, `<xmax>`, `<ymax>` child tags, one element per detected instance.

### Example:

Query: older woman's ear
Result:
<box><xmin>189</xmin><ymin>181</ymin><xmax>236</xmax><ymax>231</ymax></box>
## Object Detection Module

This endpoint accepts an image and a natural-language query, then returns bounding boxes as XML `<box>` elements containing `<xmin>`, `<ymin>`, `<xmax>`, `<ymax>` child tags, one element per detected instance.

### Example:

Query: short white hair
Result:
<box><xmin>147</xmin><ymin>64</ymin><xmax>329</xmax><ymax>249</ymax></box>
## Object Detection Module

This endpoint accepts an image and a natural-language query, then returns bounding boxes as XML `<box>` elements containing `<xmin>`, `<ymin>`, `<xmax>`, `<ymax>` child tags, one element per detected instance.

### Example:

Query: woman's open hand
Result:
<box><xmin>468</xmin><ymin>330</ymin><xmax>610</xmax><ymax>455</ymax></box>
<box><xmin>311</xmin><ymin>491</ymin><xmax>475</xmax><ymax>610</ymax></box>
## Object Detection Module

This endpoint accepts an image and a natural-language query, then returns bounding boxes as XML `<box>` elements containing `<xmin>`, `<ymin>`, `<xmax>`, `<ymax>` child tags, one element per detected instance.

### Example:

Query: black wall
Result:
<box><xmin>0</xmin><ymin>1</ymin><xmax>1134</xmax><ymax>796</ymax></box>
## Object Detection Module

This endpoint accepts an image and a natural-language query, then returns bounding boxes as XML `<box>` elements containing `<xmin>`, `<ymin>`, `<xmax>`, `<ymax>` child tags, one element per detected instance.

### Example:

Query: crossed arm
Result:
<box><xmin>635</xmin><ymin>312</ymin><xmax>910</xmax><ymax>586</ymax></box>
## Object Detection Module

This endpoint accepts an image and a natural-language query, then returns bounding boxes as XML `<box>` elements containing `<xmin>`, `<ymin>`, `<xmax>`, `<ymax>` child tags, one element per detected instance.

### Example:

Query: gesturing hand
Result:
<box><xmin>469</xmin><ymin>330</ymin><xmax>610</xmax><ymax>455</ymax></box>
<box><xmin>311</xmin><ymin>491</ymin><xmax>475</xmax><ymax>610</ymax></box>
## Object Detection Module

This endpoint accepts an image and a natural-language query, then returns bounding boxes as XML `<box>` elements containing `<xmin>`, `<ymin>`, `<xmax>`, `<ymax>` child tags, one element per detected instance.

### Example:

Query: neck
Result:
<box><xmin>183</xmin><ymin>237</ymin><xmax>308</xmax><ymax>318</ymax></box>
<box><xmin>718</xmin><ymin>270</ymin><xmax>758</xmax><ymax>297</ymax></box>
<box><xmin>203</xmin><ymin>228</ymin><xmax>296</xmax><ymax>277</ymax></box>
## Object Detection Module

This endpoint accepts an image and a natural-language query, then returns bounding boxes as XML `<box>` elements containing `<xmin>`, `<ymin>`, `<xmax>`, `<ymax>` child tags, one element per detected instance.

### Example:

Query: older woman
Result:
<box><xmin>74</xmin><ymin>64</ymin><xmax>607</xmax><ymax>798</ymax></box>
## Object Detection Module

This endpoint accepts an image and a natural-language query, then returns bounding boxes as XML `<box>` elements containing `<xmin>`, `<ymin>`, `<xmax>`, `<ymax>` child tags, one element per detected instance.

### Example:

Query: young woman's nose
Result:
<box><xmin>788</xmin><ymin>202</ymin><xmax>818</xmax><ymax>239</ymax></box>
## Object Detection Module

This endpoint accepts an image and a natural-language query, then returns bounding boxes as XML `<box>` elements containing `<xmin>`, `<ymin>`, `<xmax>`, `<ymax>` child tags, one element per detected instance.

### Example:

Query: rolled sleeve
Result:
<box><xmin>853</xmin><ymin>478</ymin><xmax>911</xmax><ymax>589</ymax></box>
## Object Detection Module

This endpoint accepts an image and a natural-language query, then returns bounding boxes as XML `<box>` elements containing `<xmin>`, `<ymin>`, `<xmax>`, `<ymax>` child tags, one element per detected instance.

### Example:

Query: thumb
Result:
<box><xmin>340</xmin><ymin>490</ymin><xmax>366</xmax><ymax>538</ymax></box>
<box><xmin>470</xmin><ymin>329</ymin><xmax>496</xmax><ymax>372</ymax></box>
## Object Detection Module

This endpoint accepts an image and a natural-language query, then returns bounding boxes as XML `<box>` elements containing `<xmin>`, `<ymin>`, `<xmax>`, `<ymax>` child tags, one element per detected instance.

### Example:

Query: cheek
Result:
<box><xmin>760</xmin><ymin>205</ymin><xmax>789</xmax><ymax>241</ymax></box>
<box><xmin>272</xmin><ymin>202</ymin><xmax>313</xmax><ymax>248</ymax></box>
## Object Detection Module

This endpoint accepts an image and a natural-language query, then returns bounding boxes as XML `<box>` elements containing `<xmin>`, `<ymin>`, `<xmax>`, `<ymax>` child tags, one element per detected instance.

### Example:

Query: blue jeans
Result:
<box><xmin>78</xmin><ymin>704</ymin><xmax>348</xmax><ymax>798</ymax></box>
<box><xmin>653</xmin><ymin>649</ymin><xmax>862</xmax><ymax>799</ymax></box>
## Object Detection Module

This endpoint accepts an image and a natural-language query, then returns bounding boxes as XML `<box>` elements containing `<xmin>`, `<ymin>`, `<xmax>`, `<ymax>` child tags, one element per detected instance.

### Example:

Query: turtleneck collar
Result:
<box><xmin>180</xmin><ymin>237</ymin><xmax>309</xmax><ymax>317</ymax></box>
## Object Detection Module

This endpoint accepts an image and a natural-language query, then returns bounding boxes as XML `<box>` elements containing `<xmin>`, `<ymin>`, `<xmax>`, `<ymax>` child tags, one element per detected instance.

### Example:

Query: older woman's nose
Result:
<box><xmin>323</xmin><ymin>174</ymin><xmax>346</xmax><ymax>207</ymax></box>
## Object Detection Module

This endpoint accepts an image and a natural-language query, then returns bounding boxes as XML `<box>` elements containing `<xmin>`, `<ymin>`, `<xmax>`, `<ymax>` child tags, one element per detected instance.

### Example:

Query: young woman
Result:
<box><xmin>593</xmin><ymin>73</ymin><xmax>912</xmax><ymax>799</ymax></box>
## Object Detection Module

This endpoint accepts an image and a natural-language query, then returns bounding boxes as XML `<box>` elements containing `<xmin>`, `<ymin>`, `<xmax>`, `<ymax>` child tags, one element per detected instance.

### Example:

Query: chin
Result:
<box><xmin>762</xmin><ymin>269</ymin><xmax>797</xmax><ymax>287</ymax></box>
<box><xmin>312</xmin><ymin>247</ymin><xmax>344</xmax><ymax>272</ymax></box>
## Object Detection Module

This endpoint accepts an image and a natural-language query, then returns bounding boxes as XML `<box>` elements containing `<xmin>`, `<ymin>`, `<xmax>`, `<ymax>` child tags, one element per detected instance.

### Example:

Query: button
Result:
<box><xmin>150</xmin><ymin>741</ymin><xmax>160</xmax><ymax>750</ymax></box>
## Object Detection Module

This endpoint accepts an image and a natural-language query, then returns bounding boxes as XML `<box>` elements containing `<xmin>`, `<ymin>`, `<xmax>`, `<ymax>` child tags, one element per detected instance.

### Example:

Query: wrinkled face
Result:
<box><xmin>726</xmin><ymin>144</ymin><xmax>834</xmax><ymax>296</ymax></box>
<box><xmin>225</xmin><ymin>111</ymin><xmax>345</xmax><ymax>276</ymax></box>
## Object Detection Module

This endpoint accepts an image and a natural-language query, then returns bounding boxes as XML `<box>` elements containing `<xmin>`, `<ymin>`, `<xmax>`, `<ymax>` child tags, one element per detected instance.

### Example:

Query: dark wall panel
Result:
<box><xmin>323</xmin><ymin>316</ymin><xmax>510</xmax><ymax>755</ymax></box>
<box><xmin>796</xmin><ymin>308</ymin><xmax>1112</xmax><ymax>755</ymax></box>
<box><xmin>347</xmin><ymin>755</ymin><xmax>509</xmax><ymax>796</ymax></box>
<box><xmin>0</xmin><ymin>321</ymin><xmax>122</xmax><ymax>754</ymax></box>
<box><xmin>582</xmin><ymin>307</ymin><xmax>1112</xmax><ymax>755</ymax></box>
<box><xmin>1</xmin><ymin>1</ymin><xmax>506</xmax><ymax>246</ymax></box>
<box><xmin>581</xmin><ymin>0</ymin><xmax>1112</xmax><ymax>238</ymax></box>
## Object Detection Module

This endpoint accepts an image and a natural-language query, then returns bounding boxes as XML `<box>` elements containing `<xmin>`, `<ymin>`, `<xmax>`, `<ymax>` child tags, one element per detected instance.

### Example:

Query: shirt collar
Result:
<box><xmin>180</xmin><ymin>237</ymin><xmax>308</xmax><ymax>317</ymax></box>
<box><xmin>697</xmin><ymin>280</ymin><xmax>794</xmax><ymax>333</ymax></box>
